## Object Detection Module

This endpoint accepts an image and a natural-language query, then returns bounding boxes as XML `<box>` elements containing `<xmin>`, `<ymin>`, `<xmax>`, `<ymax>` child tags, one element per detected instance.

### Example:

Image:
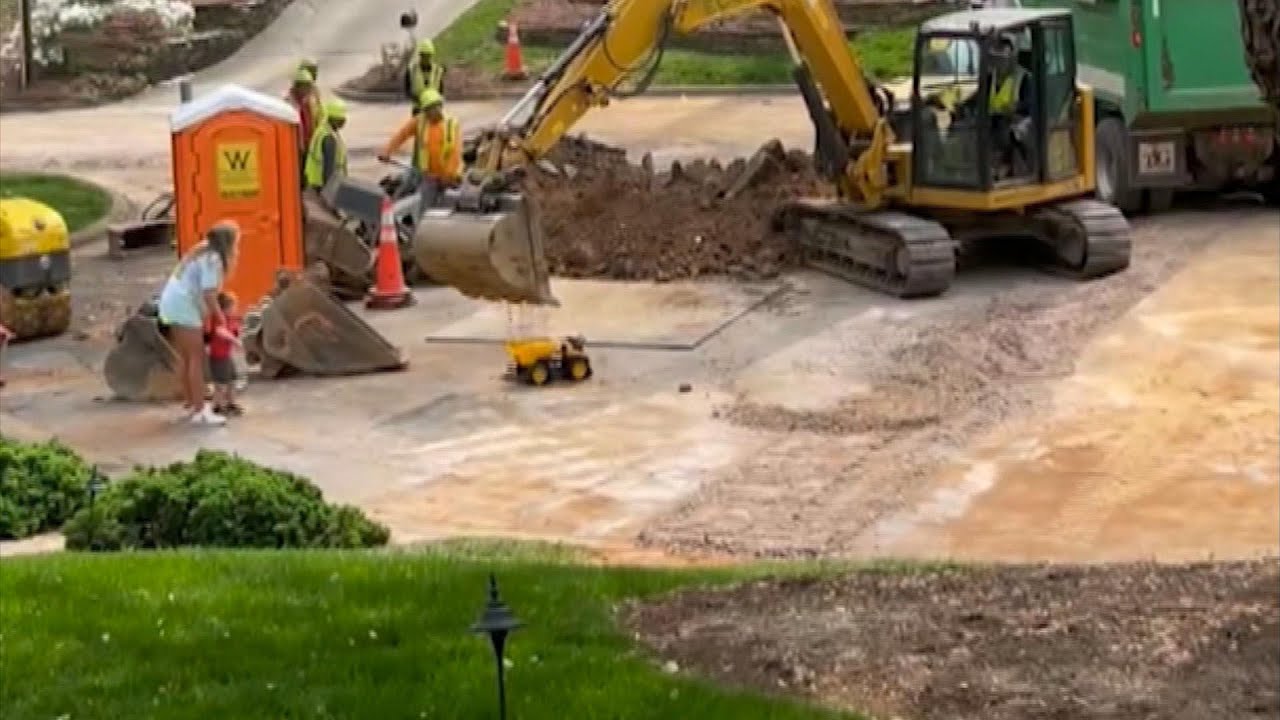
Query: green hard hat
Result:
<box><xmin>418</xmin><ymin>88</ymin><xmax>444</xmax><ymax>109</ymax></box>
<box><xmin>325</xmin><ymin>98</ymin><xmax>348</xmax><ymax>120</ymax></box>
<box><xmin>293</xmin><ymin>66</ymin><xmax>314</xmax><ymax>84</ymax></box>
<box><xmin>417</xmin><ymin>38</ymin><xmax>435</xmax><ymax>55</ymax></box>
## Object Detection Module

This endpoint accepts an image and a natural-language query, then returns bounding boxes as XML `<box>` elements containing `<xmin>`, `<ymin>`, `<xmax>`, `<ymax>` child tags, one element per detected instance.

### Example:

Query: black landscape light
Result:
<box><xmin>87</xmin><ymin>466</ymin><xmax>107</xmax><ymax>505</ymax></box>
<box><xmin>470</xmin><ymin>574</ymin><xmax>523</xmax><ymax>720</ymax></box>
<box><xmin>85</xmin><ymin>466</ymin><xmax>108</xmax><ymax>550</ymax></box>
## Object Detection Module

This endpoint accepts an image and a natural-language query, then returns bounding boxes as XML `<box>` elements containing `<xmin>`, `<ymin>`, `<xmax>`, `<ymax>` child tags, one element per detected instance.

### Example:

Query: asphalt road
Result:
<box><xmin>127</xmin><ymin>0</ymin><xmax>481</xmax><ymax>103</ymax></box>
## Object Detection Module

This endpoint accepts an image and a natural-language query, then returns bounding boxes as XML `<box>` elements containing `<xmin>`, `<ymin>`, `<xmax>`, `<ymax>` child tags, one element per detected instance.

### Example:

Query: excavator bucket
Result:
<box><xmin>302</xmin><ymin>195</ymin><xmax>374</xmax><ymax>300</ymax></box>
<box><xmin>243</xmin><ymin>268</ymin><xmax>407</xmax><ymax>379</ymax></box>
<box><xmin>102</xmin><ymin>303</ymin><xmax>183</xmax><ymax>402</ymax></box>
<box><xmin>413</xmin><ymin>191</ymin><xmax>558</xmax><ymax>306</ymax></box>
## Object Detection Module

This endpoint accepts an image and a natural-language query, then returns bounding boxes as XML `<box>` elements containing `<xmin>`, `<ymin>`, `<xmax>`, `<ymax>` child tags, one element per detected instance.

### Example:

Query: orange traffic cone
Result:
<box><xmin>502</xmin><ymin>20</ymin><xmax>527</xmax><ymax>81</ymax></box>
<box><xmin>366</xmin><ymin>197</ymin><xmax>414</xmax><ymax>310</ymax></box>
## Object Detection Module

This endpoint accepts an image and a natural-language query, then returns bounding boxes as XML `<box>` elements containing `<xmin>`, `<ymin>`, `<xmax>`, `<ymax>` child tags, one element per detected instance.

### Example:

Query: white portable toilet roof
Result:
<box><xmin>170</xmin><ymin>83</ymin><xmax>299</xmax><ymax>132</ymax></box>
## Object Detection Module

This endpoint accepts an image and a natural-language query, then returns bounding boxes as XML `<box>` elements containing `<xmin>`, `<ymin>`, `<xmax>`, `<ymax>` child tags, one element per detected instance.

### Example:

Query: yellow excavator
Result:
<box><xmin>414</xmin><ymin>1</ymin><xmax>1132</xmax><ymax>304</ymax></box>
<box><xmin>102</xmin><ymin>1</ymin><xmax>1136</xmax><ymax>400</ymax></box>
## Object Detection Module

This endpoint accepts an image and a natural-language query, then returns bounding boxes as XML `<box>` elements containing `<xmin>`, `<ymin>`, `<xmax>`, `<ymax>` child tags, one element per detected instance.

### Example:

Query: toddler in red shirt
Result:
<box><xmin>206</xmin><ymin>292</ymin><xmax>244</xmax><ymax>416</ymax></box>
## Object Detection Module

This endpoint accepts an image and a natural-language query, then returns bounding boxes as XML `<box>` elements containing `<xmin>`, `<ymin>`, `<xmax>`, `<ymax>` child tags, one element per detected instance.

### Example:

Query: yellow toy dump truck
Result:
<box><xmin>504</xmin><ymin>335</ymin><xmax>592</xmax><ymax>386</ymax></box>
<box><xmin>0</xmin><ymin>198</ymin><xmax>72</xmax><ymax>340</ymax></box>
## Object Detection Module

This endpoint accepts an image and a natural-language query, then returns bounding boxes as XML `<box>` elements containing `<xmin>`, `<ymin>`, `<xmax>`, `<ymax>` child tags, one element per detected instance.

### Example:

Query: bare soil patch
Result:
<box><xmin>530</xmin><ymin>135</ymin><xmax>829</xmax><ymax>282</ymax></box>
<box><xmin>626</xmin><ymin>560</ymin><xmax>1280</xmax><ymax>720</ymax></box>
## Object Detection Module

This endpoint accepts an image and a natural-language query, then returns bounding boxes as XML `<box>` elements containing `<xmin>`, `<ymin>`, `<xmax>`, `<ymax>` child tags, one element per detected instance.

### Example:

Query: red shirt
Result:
<box><xmin>207</xmin><ymin>316</ymin><xmax>241</xmax><ymax>360</ymax></box>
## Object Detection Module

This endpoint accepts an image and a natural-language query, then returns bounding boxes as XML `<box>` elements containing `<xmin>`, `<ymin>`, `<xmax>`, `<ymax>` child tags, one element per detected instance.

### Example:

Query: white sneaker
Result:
<box><xmin>189</xmin><ymin>404</ymin><xmax>227</xmax><ymax>426</ymax></box>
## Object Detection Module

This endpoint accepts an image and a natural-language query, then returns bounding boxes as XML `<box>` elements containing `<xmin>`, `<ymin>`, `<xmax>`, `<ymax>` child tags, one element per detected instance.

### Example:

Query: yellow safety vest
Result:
<box><xmin>413</xmin><ymin>113</ymin><xmax>460</xmax><ymax>179</ymax></box>
<box><xmin>409</xmin><ymin>62</ymin><xmax>444</xmax><ymax>101</ymax></box>
<box><xmin>303</xmin><ymin>122</ymin><xmax>347</xmax><ymax>189</ymax></box>
<box><xmin>990</xmin><ymin>68</ymin><xmax>1027</xmax><ymax>114</ymax></box>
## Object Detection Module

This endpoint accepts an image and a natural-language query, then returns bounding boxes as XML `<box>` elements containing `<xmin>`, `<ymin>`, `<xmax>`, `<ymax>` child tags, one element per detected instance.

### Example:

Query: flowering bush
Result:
<box><xmin>28</xmin><ymin>0</ymin><xmax>194</xmax><ymax>67</ymax></box>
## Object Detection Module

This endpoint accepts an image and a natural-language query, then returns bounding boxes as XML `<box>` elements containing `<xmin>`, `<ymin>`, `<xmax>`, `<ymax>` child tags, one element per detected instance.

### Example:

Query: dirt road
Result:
<box><xmin>874</xmin><ymin>218</ymin><xmax>1279</xmax><ymax>562</ymax></box>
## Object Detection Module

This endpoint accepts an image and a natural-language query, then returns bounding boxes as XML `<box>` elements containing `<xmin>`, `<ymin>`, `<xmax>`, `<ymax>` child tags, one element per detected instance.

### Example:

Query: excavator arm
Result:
<box><xmin>475</xmin><ymin>0</ymin><xmax>891</xmax><ymax>202</ymax></box>
<box><xmin>418</xmin><ymin>0</ymin><xmax>901</xmax><ymax>305</ymax></box>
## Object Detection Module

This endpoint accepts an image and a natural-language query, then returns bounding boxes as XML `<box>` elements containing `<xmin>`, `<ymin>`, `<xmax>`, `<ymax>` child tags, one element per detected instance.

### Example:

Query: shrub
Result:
<box><xmin>63</xmin><ymin>450</ymin><xmax>389</xmax><ymax>551</ymax></box>
<box><xmin>0</xmin><ymin>438</ymin><xmax>94</xmax><ymax>540</ymax></box>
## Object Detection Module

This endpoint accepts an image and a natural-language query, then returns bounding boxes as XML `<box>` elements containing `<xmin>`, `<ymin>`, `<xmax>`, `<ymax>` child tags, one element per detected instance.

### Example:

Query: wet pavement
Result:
<box><xmin>875</xmin><ymin>219</ymin><xmax>1280</xmax><ymax>562</ymax></box>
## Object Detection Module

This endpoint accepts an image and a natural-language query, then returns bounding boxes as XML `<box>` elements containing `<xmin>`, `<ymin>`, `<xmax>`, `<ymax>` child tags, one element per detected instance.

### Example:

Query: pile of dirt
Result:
<box><xmin>526</xmin><ymin>136</ymin><xmax>831</xmax><ymax>282</ymax></box>
<box><xmin>341</xmin><ymin>56</ymin><xmax>502</xmax><ymax>101</ymax></box>
<box><xmin>626</xmin><ymin>560</ymin><xmax>1280</xmax><ymax>720</ymax></box>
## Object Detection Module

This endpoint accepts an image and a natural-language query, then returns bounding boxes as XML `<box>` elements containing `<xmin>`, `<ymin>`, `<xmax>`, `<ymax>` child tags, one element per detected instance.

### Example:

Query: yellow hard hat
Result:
<box><xmin>417</xmin><ymin>38</ymin><xmax>435</xmax><ymax>55</ymax></box>
<box><xmin>293</xmin><ymin>66</ymin><xmax>314</xmax><ymax>84</ymax></box>
<box><xmin>324</xmin><ymin>98</ymin><xmax>347</xmax><ymax>120</ymax></box>
<box><xmin>418</xmin><ymin>88</ymin><xmax>444</xmax><ymax>109</ymax></box>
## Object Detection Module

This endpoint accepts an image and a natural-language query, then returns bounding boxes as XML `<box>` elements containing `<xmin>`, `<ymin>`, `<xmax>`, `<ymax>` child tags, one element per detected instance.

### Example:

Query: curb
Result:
<box><xmin>69</xmin><ymin>181</ymin><xmax>135</xmax><ymax>249</ymax></box>
<box><xmin>335</xmin><ymin>83</ymin><xmax>797</xmax><ymax>105</ymax></box>
<box><xmin>0</xmin><ymin>171</ymin><xmax>131</xmax><ymax>249</ymax></box>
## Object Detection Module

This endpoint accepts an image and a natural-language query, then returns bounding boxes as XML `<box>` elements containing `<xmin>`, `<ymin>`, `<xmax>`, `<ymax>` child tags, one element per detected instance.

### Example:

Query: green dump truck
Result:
<box><xmin>1023</xmin><ymin>0</ymin><xmax>1278</xmax><ymax>212</ymax></box>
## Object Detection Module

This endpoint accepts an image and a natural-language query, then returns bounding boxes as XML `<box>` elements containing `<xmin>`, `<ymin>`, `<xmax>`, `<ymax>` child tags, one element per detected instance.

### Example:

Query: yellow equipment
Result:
<box><xmin>0</xmin><ymin>198</ymin><xmax>72</xmax><ymax>340</ymax></box>
<box><xmin>415</xmin><ymin>2</ymin><xmax>1131</xmax><ymax>303</ymax></box>
<box><xmin>505</xmin><ymin>335</ymin><xmax>592</xmax><ymax>386</ymax></box>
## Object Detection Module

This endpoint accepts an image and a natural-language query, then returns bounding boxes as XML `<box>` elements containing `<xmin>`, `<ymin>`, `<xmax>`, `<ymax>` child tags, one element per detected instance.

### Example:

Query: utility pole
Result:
<box><xmin>19</xmin><ymin>0</ymin><xmax>34</xmax><ymax>90</ymax></box>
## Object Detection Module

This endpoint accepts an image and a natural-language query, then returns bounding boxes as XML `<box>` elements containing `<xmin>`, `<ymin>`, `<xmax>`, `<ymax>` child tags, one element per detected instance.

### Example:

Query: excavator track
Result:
<box><xmin>781</xmin><ymin>202</ymin><xmax>957</xmax><ymax>298</ymax></box>
<box><xmin>1031</xmin><ymin>198</ymin><xmax>1132</xmax><ymax>280</ymax></box>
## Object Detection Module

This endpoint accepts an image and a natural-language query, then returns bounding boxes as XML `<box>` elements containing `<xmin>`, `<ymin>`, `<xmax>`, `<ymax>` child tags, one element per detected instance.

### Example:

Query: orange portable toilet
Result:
<box><xmin>170</xmin><ymin>84</ymin><xmax>304</xmax><ymax>312</ymax></box>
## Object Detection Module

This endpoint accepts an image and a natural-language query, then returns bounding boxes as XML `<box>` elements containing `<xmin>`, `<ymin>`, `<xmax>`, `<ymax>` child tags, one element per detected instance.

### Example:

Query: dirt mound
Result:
<box><xmin>627</xmin><ymin>560</ymin><xmax>1280</xmax><ymax>720</ymax></box>
<box><xmin>342</xmin><ymin>56</ymin><xmax>499</xmax><ymax>101</ymax></box>
<box><xmin>526</xmin><ymin>136</ymin><xmax>831</xmax><ymax>282</ymax></box>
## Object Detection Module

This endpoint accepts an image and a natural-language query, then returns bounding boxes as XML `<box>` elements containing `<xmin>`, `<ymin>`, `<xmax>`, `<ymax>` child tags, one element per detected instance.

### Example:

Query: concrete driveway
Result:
<box><xmin>129</xmin><ymin>0</ymin><xmax>481</xmax><ymax>103</ymax></box>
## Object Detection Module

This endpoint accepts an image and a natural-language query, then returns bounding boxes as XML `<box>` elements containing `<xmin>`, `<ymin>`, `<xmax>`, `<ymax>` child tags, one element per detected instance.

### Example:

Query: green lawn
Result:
<box><xmin>0</xmin><ymin>172</ymin><xmax>112</xmax><ymax>233</ymax></box>
<box><xmin>0</xmin><ymin>545</ymin><xmax>861</xmax><ymax>719</ymax></box>
<box><xmin>435</xmin><ymin>0</ymin><xmax>916</xmax><ymax>86</ymax></box>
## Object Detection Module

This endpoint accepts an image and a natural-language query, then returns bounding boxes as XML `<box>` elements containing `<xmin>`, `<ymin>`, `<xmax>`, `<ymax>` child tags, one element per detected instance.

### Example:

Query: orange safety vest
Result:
<box><xmin>415</xmin><ymin>113</ymin><xmax>461</xmax><ymax>182</ymax></box>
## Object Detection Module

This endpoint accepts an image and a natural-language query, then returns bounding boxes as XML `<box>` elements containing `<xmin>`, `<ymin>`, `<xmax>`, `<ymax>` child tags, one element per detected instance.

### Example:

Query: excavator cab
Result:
<box><xmin>910</xmin><ymin>10</ymin><xmax>1082</xmax><ymax>194</ymax></box>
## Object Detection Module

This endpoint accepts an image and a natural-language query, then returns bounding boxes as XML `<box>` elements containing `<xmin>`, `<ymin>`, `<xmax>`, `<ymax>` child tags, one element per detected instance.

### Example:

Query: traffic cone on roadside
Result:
<box><xmin>366</xmin><ymin>197</ymin><xmax>414</xmax><ymax>310</ymax></box>
<box><xmin>502</xmin><ymin>20</ymin><xmax>527</xmax><ymax>81</ymax></box>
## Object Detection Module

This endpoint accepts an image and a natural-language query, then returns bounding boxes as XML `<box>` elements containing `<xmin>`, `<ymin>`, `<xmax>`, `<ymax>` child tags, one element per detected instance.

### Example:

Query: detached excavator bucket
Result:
<box><xmin>302</xmin><ymin>195</ymin><xmax>374</xmax><ymax>299</ymax></box>
<box><xmin>414</xmin><ymin>191</ymin><xmax>557</xmax><ymax>306</ymax></box>
<box><xmin>102</xmin><ymin>304</ymin><xmax>183</xmax><ymax>402</ymax></box>
<box><xmin>245</xmin><ymin>270</ymin><xmax>407</xmax><ymax>378</ymax></box>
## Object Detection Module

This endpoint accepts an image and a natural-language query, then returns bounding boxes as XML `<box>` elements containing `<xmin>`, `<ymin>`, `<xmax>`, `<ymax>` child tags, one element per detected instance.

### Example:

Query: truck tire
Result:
<box><xmin>1264</xmin><ymin>156</ymin><xmax>1280</xmax><ymax>206</ymax></box>
<box><xmin>1146</xmin><ymin>189</ymin><xmax>1175</xmax><ymax>213</ymax></box>
<box><xmin>1095</xmin><ymin>117</ymin><xmax>1143</xmax><ymax>214</ymax></box>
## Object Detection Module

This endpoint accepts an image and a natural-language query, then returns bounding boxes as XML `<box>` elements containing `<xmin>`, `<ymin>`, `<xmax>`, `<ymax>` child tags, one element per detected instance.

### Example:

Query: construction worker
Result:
<box><xmin>377</xmin><ymin>89</ymin><xmax>462</xmax><ymax>195</ymax></box>
<box><xmin>285</xmin><ymin>66</ymin><xmax>324</xmax><ymax>182</ymax></box>
<box><xmin>403</xmin><ymin>39</ymin><xmax>446</xmax><ymax>113</ymax></box>
<box><xmin>299</xmin><ymin>58</ymin><xmax>320</xmax><ymax>86</ymax></box>
<box><xmin>304</xmin><ymin>98</ymin><xmax>349</xmax><ymax>192</ymax></box>
<box><xmin>985</xmin><ymin>34</ymin><xmax>1033</xmax><ymax>176</ymax></box>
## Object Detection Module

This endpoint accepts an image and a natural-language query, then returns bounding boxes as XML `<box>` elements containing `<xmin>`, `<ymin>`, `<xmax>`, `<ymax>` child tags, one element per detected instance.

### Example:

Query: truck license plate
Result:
<box><xmin>1137</xmin><ymin>141</ymin><xmax>1176</xmax><ymax>175</ymax></box>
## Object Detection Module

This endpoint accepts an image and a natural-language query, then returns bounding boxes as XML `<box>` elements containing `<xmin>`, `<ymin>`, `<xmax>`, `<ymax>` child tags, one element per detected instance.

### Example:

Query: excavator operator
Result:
<box><xmin>984</xmin><ymin>34</ymin><xmax>1033</xmax><ymax>177</ymax></box>
<box><xmin>377</xmin><ymin>89</ymin><xmax>462</xmax><ymax>204</ymax></box>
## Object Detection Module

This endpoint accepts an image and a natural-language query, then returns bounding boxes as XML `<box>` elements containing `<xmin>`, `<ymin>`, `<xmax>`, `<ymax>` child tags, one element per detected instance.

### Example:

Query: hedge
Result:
<box><xmin>63</xmin><ymin>450</ymin><xmax>390</xmax><ymax>551</ymax></box>
<box><xmin>0</xmin><ymin>438</ymin><xmax>94</xmax><ymax>540</ymax></box>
